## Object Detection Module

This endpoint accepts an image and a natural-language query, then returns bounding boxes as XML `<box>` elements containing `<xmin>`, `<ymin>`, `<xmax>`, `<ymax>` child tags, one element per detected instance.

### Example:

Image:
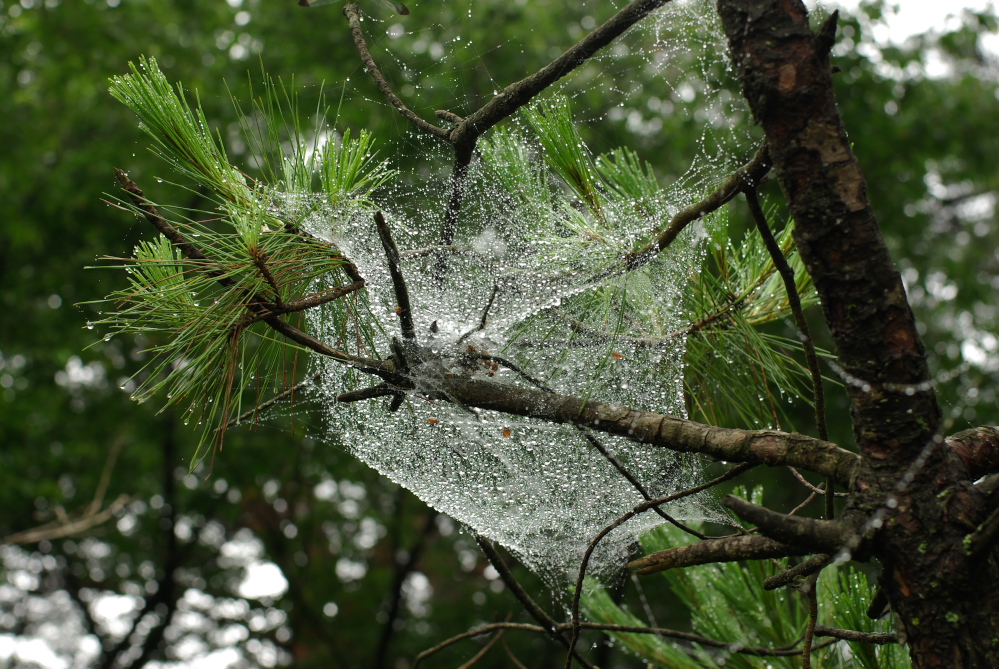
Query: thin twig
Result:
<box><xmin>239</xmin><ymin>280</ymin><xmax>366</xmax><ymax>326</ymax></box>
<box><xmin>223</xmin><ymin>371</ymin><xmax>322</xmax><ymax>429</ymax></box>
<box><xmin>415</xmin><ymin>617</ymin><xmax>837</xmax><ymax>667</ymax></box>
<box><xmin>787</xmin><ymin>492</ymin><xmax>819</xmax><ymax>519</ymax></box>
<box><xmin>456</xmin><ymin>626</ymin><xmax>505</xmax><ymax>669</ymax></box>
<box><xmin>342</xmin><ymin>4</ymin><xmax>450</xmax><ymax>140</ymax></box>
<box><xmin>412</xmin><ymin>623</ymin><xmax>544</xmax><ymax>667</ymax></box>
<box><xmin>743</xmin><ymin>186</ymin><xmax>832</xmax><ymax>520</ymax></box>
<box><xmin>456</xmin><ymin>285</ymin><xmax>499</xmax><ymax>346</ymax></box>
<box><xmin>625</xmin><ymin>145</ymin><xmax>771</xmax><ymax>269</ymax></box>
<box><xmin>579</xmin><ymin>429</ymin><xmax>709</xmax><ymax>540</ymax></box>
<box><xmin>813</xmin><ymin>625</ymin><xmax>899</xmax><ymax>644</ymax></box>
<box><xmin>573</xmin><ymin>622</ymin><xmax>835</xmax><ymax>656</ymax></box>
<box><xmin>450</xmin><ymin>0</ymin><xmax>675</xmax><ymax>147</ymax></box>
<box><xmin>374</xmin><ymin>508</ymin><xmax>439</xmax><ymax>668</ymax></box>
<box><xmin>252</xmin><ymin>251</ymin><xmax>286</xmax><ymax>307</ymax></box>
<box><xmin>474</xmin><ymin>536</ymin><xmax>599</xmax><ymax>669</ymax></box>
<box><xmin>374</xmin><ymin>211</ymin><xmax>416</xmax><ymax>341</ymax></box>
<box><xmin>801</xmin><ymin>574</ymin><xmax>819</xmax><ymax>668</ymax></box>
<box><xmin>763</xmin><ymin>553</ymin><xmax>832</xmax><ymax>591</ymax></box>
<box><xmin>502</xmin><ymin>639</ymin><xmax>530</xmax><ymax>669</ymax></box>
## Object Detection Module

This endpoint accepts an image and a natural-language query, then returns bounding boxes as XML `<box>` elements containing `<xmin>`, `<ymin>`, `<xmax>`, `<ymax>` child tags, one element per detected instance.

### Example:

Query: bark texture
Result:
<box><xmin>716</xmin><ymin>1</ymin><xmax>999</xmax><ymax>665</ymax></box>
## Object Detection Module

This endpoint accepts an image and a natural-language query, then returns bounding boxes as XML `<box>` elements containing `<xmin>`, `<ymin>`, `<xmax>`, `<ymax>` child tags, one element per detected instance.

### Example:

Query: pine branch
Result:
<box><xmin>628</xmin><ymin>534</ymin><xmax>811</xmax><ymax>576</ymax></box>
<box><xmin>342</xmin><ymin>4</ymin><xmax>450</xmax><ymax>141</ymax></box>
<box><xmin>114</xmin><ymin>169</ymin><xmax>393</xmax><ymax>377</ymax></box>
<box><xmin>434</xmin><ymin>375</ymin><xmax>859</xmax><ymax>482</ymax></box>
<box><xmin>450</xmin><ymin>0</ymin><xmax>674</xmax><ymax>149</ymax></box>
<box><xmin>625</xmin><ymin>144</ymin><xmax>771</xmax><ymax>268</ymax></box>
<box><xmin>763</xmin><ymin>553</ymin><xmax>832</xmax><ymax>590</ymax></box>
<box><xmin>721</xmin><ymin>494</ymin><xmax>852</xmax><ymax>553</ymax></box>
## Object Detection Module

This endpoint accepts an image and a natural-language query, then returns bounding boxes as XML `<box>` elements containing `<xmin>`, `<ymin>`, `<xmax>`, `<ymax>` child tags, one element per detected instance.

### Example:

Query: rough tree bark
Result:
<box><xmin>717</xmin><ymin>1</ymin><xmax>999</xmax><ymax>666</ymax></box>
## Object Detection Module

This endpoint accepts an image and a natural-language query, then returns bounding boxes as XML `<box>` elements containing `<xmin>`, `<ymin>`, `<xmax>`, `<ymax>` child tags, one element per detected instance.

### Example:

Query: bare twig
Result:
<box><xmin>579</xmin><ymin>429</ymin><xmax>709</xmax><ymax>540</ymax></box>
<box><xmin>474</xmin><ymin>536</ymin><xmax>599</xmax><ymax>669</ymax></box>
<box><xmin>413</xmin><ymin>612</ymin><xmax>840</xmax><ymax>666</ymax></box>
<box><xmin>456</xmin><ymin>285</ymin><xmax>499</xmax><ymax>346</ymax></box>
<box><xmin>575</xmin><ymin>622</ymin><xmax>835</xmax><ymax>656</ymax></box>
<box><xmin>625</xmin><ymin>145</ymin><xmax>771</xmax><ymax>268</ymax></box>
<box><xmin>374</xmin><ymin>211</ymin><xmax>416</xmax><ymax>341</ymax></box>
<box><xmin>450</xmin><ymin>0</ymin><xmax>675</xmax><ymax>148</ymax></box>
<box><xmin>628</xmin><ymin>534</ymin><xmax>811</xmax><ymax>576</ymax></box>
<box><xmin>342</xmin><ymin>4</ymin><xmax>450</xmax><ymax>140</ymax></box>
<box><xmin>744</xmin><ymin>186</ymin><xmax>833</xmax><ymax>519</ymax></box>
<box><xmin>456</xmin><ymin>626</ymin><xmax>505</xmax><ymax>669</ymax></box>
<box><xmin>239</xmin><ymin>280</ymin><xmax>365</xmax><ymax>326</ymax></box>
<box><xmin>3</xmin><ymin>438</ymin><xmax>130</xmax><ymax>545</ymax></box>
<box><xmin>374</xmin><ymin>507</ymin><xmax>439</xmax><ymax>668</ymax></box>
<box><xmin>502</xmin><ymin>639</ymin><xmax>530</xmax><ymax>669</ymax></box>
<box><xmin>813</xmin><ymin>625</ymin><xmax>899</xmax><ymax>645</ymax></box>
<box><xmin>565</xmin><ymin>463</ymin><xmax>755</xmax><ymax>666</ymax></box>
<box><xmin>763</xmin><ymin>553</ymin><xmax>832</xmax><ymax>590</ymax></box>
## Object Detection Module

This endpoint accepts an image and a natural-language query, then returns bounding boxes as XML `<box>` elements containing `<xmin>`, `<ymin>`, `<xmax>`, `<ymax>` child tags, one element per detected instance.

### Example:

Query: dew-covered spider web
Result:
<box><xmin>281</xmin><ymin>0</ymin><xmax>758</xmax><ymax>584</ymax></box>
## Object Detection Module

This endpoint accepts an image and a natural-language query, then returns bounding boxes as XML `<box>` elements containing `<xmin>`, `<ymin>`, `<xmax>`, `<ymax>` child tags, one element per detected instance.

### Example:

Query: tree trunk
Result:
<box><xmin>716</xmin><ymin>1</ymin><xmax>999</xmax><ymax>666</ymax></box>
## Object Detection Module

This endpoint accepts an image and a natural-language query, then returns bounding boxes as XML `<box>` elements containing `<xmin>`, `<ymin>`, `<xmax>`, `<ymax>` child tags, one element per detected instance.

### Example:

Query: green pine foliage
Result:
<box><xmin>94</xmin><ymin>58</ymin><xmax>394</xmax><ymax>467</ymax></box>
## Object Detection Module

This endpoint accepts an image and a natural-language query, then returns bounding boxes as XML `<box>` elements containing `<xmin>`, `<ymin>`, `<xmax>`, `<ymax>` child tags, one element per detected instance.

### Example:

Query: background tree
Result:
<box><xmin>2</xmin><ymin>1</ymin><xmax>998</xmax><ymax>668</ymax></box>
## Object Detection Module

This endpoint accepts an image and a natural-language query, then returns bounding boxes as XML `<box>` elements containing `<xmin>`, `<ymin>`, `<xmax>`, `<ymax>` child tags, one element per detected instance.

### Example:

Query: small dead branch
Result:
<box><xmin>628</xmin><ymin>534</ymin><xmax>811</xmax><ymax>576</ymax></box>
<box><xmin>721</xmin><ymin>495</ymin><xmax>852</xmax><ymax>553</ymax></box>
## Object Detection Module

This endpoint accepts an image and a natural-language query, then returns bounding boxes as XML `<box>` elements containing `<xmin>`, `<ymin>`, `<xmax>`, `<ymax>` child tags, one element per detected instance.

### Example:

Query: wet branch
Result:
<box><xmin>374</xmin><ymin>211</ymin><xmax>417</xmax><ymax>340</ymax></box>
<box><xmin>628</xmin><ymin>534</ymin><xmax>811</xmax><ymax>576</ymax></box>
<box><xmin>342</xmin><ymin>4</ymin><xmax>450</xmax><ymax>140</ymax></box>
<box><xmin>721</xmin><ymin>494</ymin><xmax>852</xmax><ymax>553</ymax></box>
<box><xmin>625</xmin><ymin>144</ymin><xmax>771</xmax><ymax>269</ymax></box>
<box><xmin>813</xmin><ymin>625</ymin><xmax>899</xmax><ymax>645</ymax></box>
<box><xmin>437</xmin><ymin>375</ymin><xmax>859</xmax><ymax>482</ymax></box>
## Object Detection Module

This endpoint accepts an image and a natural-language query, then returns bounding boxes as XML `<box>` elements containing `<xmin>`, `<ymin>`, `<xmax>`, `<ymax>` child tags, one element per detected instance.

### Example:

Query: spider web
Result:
<box><xmin>293</xmin><ymin>0</ymin><xmax>756</xmax><ymax>584</ymax></box>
